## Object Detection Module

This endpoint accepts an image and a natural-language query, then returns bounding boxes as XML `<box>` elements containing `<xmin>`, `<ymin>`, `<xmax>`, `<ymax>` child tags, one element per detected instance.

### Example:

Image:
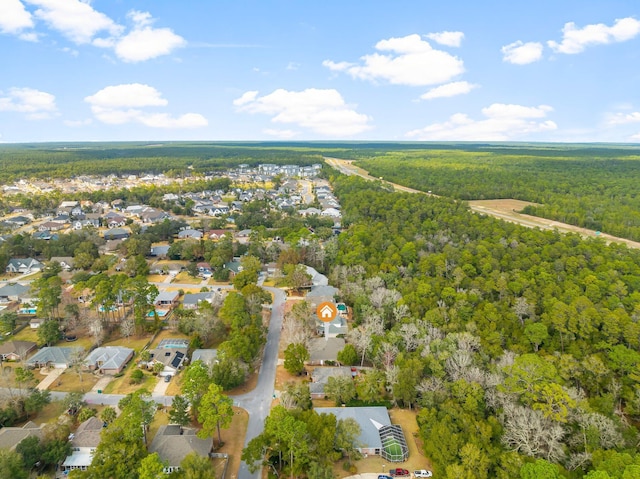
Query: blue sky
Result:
<box><xmin>1</xmin><ymin>0</ymin><xmax>640</xmax><ymax>143</ymax></box>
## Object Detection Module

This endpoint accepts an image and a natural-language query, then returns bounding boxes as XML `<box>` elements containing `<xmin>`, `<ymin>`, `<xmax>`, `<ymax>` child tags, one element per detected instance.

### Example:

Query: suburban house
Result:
<box><xmin>83</xmin><ymin>346</ymin><xmax>134</xmax><ymax>375</ymax></box>
<box><xmin>150</xmin><ymin>244</ymin><xmax>171</xmax><ymax>258</ymax></box>
<box><xmin>321</xmin><ymin>208</ymin><xmax>342</xmax><ymax>218</ymax></box>
<box><xmin>315</xmin><ymin>314</ymin><xmax>348</xmax><ymax>338</ymax></box>
<box><xmin>25</xmin><ymin>346</ymin><xmax>83</xmax><ymax>369</ymax></box>
<box><xmin>307</xmin><ymin>337</ymin><xmax>346</xmax><ymax>366</ymax></box>
<box><xmin>50</xmin><ymin>256</ymin><xmax>75</xmax><ymax>271</ymax></box>
<box><xmin>149</xmin><ymin>425</ymin><xmax>213</xmax><ymax>474</ymax></box>
<box><xmin>60</xmin><ymin>416</ymin><xmax>105</xmax><ymax>473</ymax></box>
<box><xmin>147</xmin><ymin>339</ymin><xmax>189</xmax><ymax>376</ymax></box>
<box><xmin>103</xmin><ymin>227</ymin><xmax>130</xmax><ymax>240</ymax></box>
<box><xmin>0</xmin><ymin>340</ymin><xmax>37</xmax><ymax>361</ymax></box>
<box><xmin>177</xmin><ymin>228</ymin><xmax>203</xmax><ymax>240</ymax></box>
<box><xmin>154</xmin><ymin>291</ymin><xmax>180</xmax><ymax>309</ymax></box>
<box><xmin>0</xmin><ymin>282</ymin><xmax>31</xmax><ymax>303</ymax></box>
<box><xmin>314</xmin><ymin>407</ymin><xmax>409</xmax><ymax>462</ymax></box>
<box><xmin>0</xmin><ymin>422</ymin><xmax>43</xmax><ymax>451</ymax></box>
<box><xmin>208</xmin><ymin>229</ymin><xmax>232</xmax><ymax>241</ymax></box>
<box><xmin>223</xmin><ymin>261</ymin><xmax>242</xmax><ymax>278</ymax></box>
<box><xmin>309</xmin><ymin>366</ymin><xmax>357</xmax><ymax>399</ymax></box>
<box><xmin>106</xmin><ymin>215</ymin><xmax>126</xmax><ymax>228</ymax></box>
<box><xmin>182</xmin><ymin>292</ymin><xmax>215</xmax><ymax>310</ymax></box>
<box><xmin>6</xmin><ymin>257</ymin><xmax>44</xmax><ymax>274</ymax></box>
<box><xmin>191</xmin><ymin>349</ymin><xmax>218</xmax><ymax>367</ymax></box>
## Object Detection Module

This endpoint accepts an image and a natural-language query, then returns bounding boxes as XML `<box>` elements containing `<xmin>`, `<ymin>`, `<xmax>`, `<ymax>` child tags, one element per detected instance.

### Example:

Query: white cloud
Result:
<box><xmin>286</xmin><ymin>62</ymin><xmax>300</xmax><ymax>70</ymax></box>
<box><xmin>0</xmin><ymin>87</ymin><xmax>57</xmax><ymax>119</ymax></box>
<box><xmin>501</xmin><ymin>41</ymin><xmax>544</xmax><ymax>64</ymax></box>
<box><xmin>548</xmin><ymin>17</ymin><xmax>640</xmax><ymax>54</ymax></box>
<box><xmin>264</xmin><ymin>129</ymin><xmax>298</xmax><ymax>139</ymax></box>
<box><xmin>323</xmin><ymin>33</ymin><xmax>464</xmax><ymax>86</ymax></box>
<box><xmin>631</xmin><ymin>132</ymin><xmax>640</xmax><ymax>140</ymax></box>
<box><xmin>606</xmin><ymin>111</ymin><xmax>640</xmax><ymax>125</ymax></box>
<box><xmin>406</xmin><ymin>103</ymin><xmax>556</xmax><ymax>141</ymax></box>
<box><xmin>0</xmin><ymin>0</ymin><xmax>34</xmax><ymax>34</ymax></box>
<box><xmin>426</xmin><ymin>31</ymin><xmax>464</xmax><ymax>47</ymax></box>
<box><xmin>113</xmin><ymin>10</ymin><xmax>186</xmax><ymax>62</ymax></box>
<box><xmin>26</xmin><ymin>0</ymin><xmax>122</xmax><ymax>44</ymax></box>
<box><xmin>234</xmin><ymin>88</ymin><xmax>372</xmax><ymax>136</ymax></box>
<box><xmin>85</xmin><ymin>83</ymin><xmax>207</xmax><ymax>128</ymax></box>
<box><xmin>421</xmin><ymin>81</ymin><xmax>478</xmax><ymax>100</ymax></box>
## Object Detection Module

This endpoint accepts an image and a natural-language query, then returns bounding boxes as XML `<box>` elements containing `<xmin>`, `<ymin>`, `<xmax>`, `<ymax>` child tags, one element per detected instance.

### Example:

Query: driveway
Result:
<box><xmin>36</xmin><ymin>368</ymin><xmax>65</xmax><ymax>390</ymax></box>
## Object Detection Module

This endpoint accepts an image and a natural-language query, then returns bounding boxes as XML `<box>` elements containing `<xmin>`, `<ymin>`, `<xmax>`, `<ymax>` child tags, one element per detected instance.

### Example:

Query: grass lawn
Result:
<box><xmin>172</xmin><ymin>272</ymin><xmax>202</xmax><ymax>284</ymax></box>
<box><xmin>12</xmin><ymin>327</ymin><xmax>40</xmax><ymax>343</ymax></box>
<box><xmin>215</xmin><ymin>407</ymin><xmax>249</xmax><ymax>478</ymax></box>
<box><xmin>103</xmin><ymin>334</ymin><xmax>152</xmax><ymax>352</ymax></box>
<box><xmin>102</xmin><ymin>361</ymin><xmax>157</xmax><ymax>395</ymax></box>
<box><xmin>54</xmin><ymin>335</ymin><xmax>94</xmax><ymax>350</ymax></box>
<box><xmin>147</xmin><ymin>407</ymin><xmax>171</xmax><ymax>448</ymax></box>
<box><xmin>31</xmin><ymin>400</ymin><xmax>66</xmax><ymax>425</ymax></box>
<box><xmin>147</xmin><ymin>274</ymin><xmax>168</xmax><ymax>283</ymax></box>
<box><xmin>48</xmin><ymin>369</ymin><xmax>101</xmax><ymax>393</ymax></box>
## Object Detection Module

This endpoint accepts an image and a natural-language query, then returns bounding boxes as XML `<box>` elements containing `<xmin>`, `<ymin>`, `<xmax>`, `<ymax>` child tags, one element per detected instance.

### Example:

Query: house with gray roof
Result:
<box><xmin>314</xmin><ymin>407</ymin><xmax>408</xmax><ymax>461</ymax></box>
<box><xmin>148</xmin><ymin>340</ymin><xmax>188</xmax><ymax>376</ymax></box>
<box><xmin>61</xmin><ymin>416</ymin><xmax>105</xmax><ymax>473</ymax></box>
<box><xmin>149</xmin><ymin>425</ymin><xmax>213</xmax><ymax>474</ymax></box>
<box><xmin>191</xmin><ymin>349</ymin><xmax>218</xmax><ymax>367</ymax></box>
<box><xmin>6</xmin><ymin>257</ymin><xmax>44</xmax><ymax>274</ymax></box>
<box><xmin>103</xmin><ymin>227</ymin><xmax>130</xmax><ymax>240</ymax></box>
<box><xmin>310</xmin><ymin>366</ymin><xmax>356</xmax><ymax>399</ymax></box>
<box><xmin>0</xmin><ymin>421</ymin><xmax>43</xmax><ymax>451</ymax></box>
<box><xmin>0</xmin><ymin>282</ymin><xmax>30</xmax><ymax>302</ymax></box>
<box><xmin>177</xmin><ymin>228</ymin><xmax>203</xmax><ymax>239</ymax></box>
<box><xmin>182</xmin><ymin>292</ymin><xmax>215</xmax><ymax>310</ymax></box>
<box><xmin>84</xmin><ymin>346</ymin><xmax>134</xmax><ymax>375</ymax></box>
<box><xmin>307</xmin><ymin>337</ymin><xmax>346</xmax><ymax>366</ymax></box>
<box><xmin>25</xmin><ymin>346</ymin><xmax>83</xmax><ymax>369</ymax></box>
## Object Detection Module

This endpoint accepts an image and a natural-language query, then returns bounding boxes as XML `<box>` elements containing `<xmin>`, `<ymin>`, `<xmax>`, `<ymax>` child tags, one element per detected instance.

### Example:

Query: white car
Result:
<box><xmin>414</xmin><ymin>471</ymin><xmax>432</xmax><ymax>478</ymax></box>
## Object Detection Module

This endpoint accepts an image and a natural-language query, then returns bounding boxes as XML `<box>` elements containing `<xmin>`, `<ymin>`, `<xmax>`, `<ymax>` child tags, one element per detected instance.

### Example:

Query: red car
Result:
<box><xmin>390</xmin><ymin>469</ymin><xmax>410</xmax><ymax>477</ymax></box>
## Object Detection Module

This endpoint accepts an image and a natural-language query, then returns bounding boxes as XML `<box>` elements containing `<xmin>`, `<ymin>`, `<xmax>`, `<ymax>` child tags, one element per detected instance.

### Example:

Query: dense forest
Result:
<box><xmin>347</xmin><ymin>145</ymin><xmax>640</xmax><ymax>242</ymax></box>
<box><xmin>328</xmin><ymin>174</ymin><xmax>640</xmax><ymax>478</ymax></box>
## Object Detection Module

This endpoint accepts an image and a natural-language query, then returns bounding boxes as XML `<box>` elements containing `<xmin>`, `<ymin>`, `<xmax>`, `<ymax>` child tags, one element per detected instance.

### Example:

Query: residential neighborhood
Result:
<box><xmin>0</xmin><ymin>162</ymin><xmax>415</xmax><ymax>479</ymax></box>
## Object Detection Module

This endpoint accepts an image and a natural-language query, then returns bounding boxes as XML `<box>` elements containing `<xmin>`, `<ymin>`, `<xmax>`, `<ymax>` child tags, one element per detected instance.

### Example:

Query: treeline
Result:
<box><xmin>349</xmin><ymin>147</ymin><xmax>640</xmax><ymax>241</ymax></box>
<box><xmin>329</xmin><ymin>174</ymin><xmax>640</xmax><ymax>478</ymax></box>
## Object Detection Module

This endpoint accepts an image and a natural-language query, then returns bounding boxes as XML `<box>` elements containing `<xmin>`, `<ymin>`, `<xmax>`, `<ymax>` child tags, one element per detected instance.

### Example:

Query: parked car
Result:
<box><xmin>378</xmin><ymin>475</ymin><xmax>393</xmax><ymax>479</ymax></box>
<box><xmin>164</xmin><ymin>375</ymin><xmax>171</xmax><ymax>383</ymax></box>
<box><xmin>414</xmin><ymin>471</ymin><xmax>433</xmax><ymax>478</ymax></box>
<box><xmin>390</xmin><ymin>469</ymin><xmax>410</xmax><ymax>477</ymax></box>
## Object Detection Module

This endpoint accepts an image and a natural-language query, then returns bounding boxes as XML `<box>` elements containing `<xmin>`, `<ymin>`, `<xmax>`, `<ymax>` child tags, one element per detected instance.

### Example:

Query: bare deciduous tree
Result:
<box><xmin>501</xmin><ymin>403</ymin><xmax>566</xmax><ymax>462</ymax></box>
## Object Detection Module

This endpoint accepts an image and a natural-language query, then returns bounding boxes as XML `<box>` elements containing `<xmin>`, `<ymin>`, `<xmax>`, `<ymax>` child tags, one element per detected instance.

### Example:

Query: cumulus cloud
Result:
<box><xmin>548</xmin><ymin>17</ymin><xmax>640</xmax><ymax>54</ymax></box>
<box><xmin>0</xmin><ymin>0</ymin><xmax>34</xmax><ymax>34</ymax></box>
<box><xmin>420</xmin><ymin>81</ymin><xmax>478</xmax><ymax>100</ymax></box>
<box><xmin>234</xmin><ymin>88</ymin><xmax>372</xmax><ymax>136</ymax></box>
<box><xmin>605</xmin><ymin>111</ymin><xmax>640</xmax><ymax>125</ymax></box>
<box><xmin>113</xmin><ymin>10</ymin><xmax>186</xmax><ymax>62</ymax></box>
<box><xmin>6</xmin><ymin>2</ymin><xmax>184</xmax><ymax>62</ymax></box>
<box><xmin>27</xmin><ymin>0</ymin><xmax>122</xmax><ymax>44</ymax></box>
<box><xmin>426</xmin><ymin>31</ymin><xmax>464</xmax><ymax>47</ymax></box>
<box><xmin>85</xmin><ymin>83</ymin><xmax>207</xmax><ymax>128</ymax></box>
<box><xmin>406</xmin><ymin>103</ymin><xmax>556</xmax><ymax>141</ymax></box>
<box><xmin>0</xmin><ymin>87</ymin><xmax>57</xmax><ymax>119</ymax></box>
<box><xmin>323</xmin><ymin>34</ymin><xmax>464</xmax><ymax>86</ymax></box>
<box><xmin>501</xmin><ymin>41</ymin><xmax>544</xmax><ymax>64</ymax></box>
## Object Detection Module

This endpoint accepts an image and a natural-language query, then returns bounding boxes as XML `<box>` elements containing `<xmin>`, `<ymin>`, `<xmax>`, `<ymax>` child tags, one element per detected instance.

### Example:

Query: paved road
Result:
<box><xmin>234</xmin><ymin>286</ymin><xmax>286</xmax><ymax>479</ymax></box>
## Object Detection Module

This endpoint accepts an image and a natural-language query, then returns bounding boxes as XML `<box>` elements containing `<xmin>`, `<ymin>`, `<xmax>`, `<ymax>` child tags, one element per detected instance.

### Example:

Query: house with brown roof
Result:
<box><xmin>0</xmin><ymin>340</ymin><xmax>37</xmax><ymax>361</ymax></box>
<box><xmin>0</xmin><ymin>422</ymin><xmax>43</xmax><ymax>451</ymax></box>
<box><xmin>149</xmin><ymin>425</ymin><xmax>213</xmax><ymax>474</ymax></box>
